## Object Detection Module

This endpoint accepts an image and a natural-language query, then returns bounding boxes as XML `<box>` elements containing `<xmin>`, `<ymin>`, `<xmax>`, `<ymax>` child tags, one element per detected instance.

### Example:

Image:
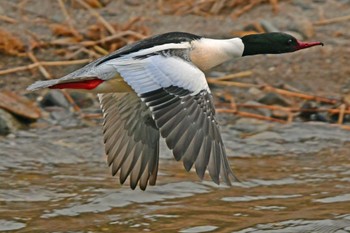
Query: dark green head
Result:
<box><xmin>241</xmin><ymin>32</ymin><xmax>323</xmax><ymax>56</ymax></box>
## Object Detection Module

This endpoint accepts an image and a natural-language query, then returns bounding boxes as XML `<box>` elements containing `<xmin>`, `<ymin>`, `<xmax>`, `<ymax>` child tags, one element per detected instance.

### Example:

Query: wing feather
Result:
<box><xmin>99</xmin><ymin>93</ymin><xmax>160</xmax><ymax>190</ymax></box>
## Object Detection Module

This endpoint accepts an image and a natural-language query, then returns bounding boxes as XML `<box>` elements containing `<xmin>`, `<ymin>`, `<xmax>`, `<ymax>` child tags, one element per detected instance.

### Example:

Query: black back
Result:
<box><xmin>96</xmin><ymin>32</ymin><xmax>201</xmax><ymax>65</ymax></box>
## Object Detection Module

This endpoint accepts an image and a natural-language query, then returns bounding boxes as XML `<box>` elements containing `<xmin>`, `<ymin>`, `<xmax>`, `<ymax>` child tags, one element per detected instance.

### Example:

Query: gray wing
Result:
<box><xmin>141</xmin><ymin>87</ymin><xmax>237</xmax><ymax>185</ymax></box>
<box><xmin>98</xmin><ymin>93</ymin><xmax>159</xmax><ymax>190</ymax></box>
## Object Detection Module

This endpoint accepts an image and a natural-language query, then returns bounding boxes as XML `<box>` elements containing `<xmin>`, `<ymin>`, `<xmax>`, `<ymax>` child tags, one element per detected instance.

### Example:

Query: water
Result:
<box><xmin>0</xmin><ymin>124</ymin><xmax>350</xmax><ymax>232</ymax></box>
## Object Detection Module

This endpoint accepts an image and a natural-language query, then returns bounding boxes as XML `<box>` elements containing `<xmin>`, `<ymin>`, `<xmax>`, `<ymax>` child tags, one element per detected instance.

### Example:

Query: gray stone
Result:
<box><xmin>69</xmin><ymin>91</ymin><xmax>96</xmax><ymax>109</ymax></box>
<box><xmin>260</xmin><ymin>20</ymin><xmax>279</xmax><ymax>33</ymax></box>
<box><xmin>241</xmin><ymin>100</ymin><xmax>271</xmax><ymax>117</ymax></box>
<box><xmin>0</xmin><ymin>109</ymin><xmax>23</xmax><ymax>135</ymax></box>
<box><xmin>258</xmin><ymin>92</ymin><xmax>292</xmax><ymax>107</ymax></box>
<box><xmin>41</xmin><ymin>90</ymin><xmax>70</xmax><ymax>108</ymax></box>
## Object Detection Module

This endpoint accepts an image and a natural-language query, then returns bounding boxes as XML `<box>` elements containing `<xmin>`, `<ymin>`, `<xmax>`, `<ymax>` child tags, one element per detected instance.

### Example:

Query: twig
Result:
<box><xmin>207</xmin><ymin>70</ymin><xmax>253</xmax><ymax>81</ymax></box>
<box><xmin>40</xmin><ymin>59</ymin><xmax>91</xmax><ymax>66</ymax></box>
<box><xmin>338</xmin><ymin>104</ymin><xmax>346</xmax><ymax>124</ymax></box>
<box><xmin>314</xmin><ymin>14</ymin><xmax>350</xmax><ymax>26</ymax></box>
<box><xmin>80</xmin><ymin>30</ymin><xmax>147</xmax><ymax>46</ymax></box>
<box><xmin>207</xmin><ymin>79</ymin><xmax>259</xmax><ymax>88</ymax></box>
<box><xmin>217</xmin><ymin>108</ymin><xmax>287</xmax><ymax>124</ymax></box>
<box><xmin>27</xmin><ymin>51</ymin><xmax>52</xmax><ymax>79</ymax></box>
<box><xmin>49</xmin><ymin>30</ymin><xmax>146</xmax><ymax>47</ymax></box>
<box><xmin>76</xmin><ymin>0</ymin><xmax>116</xmax><ymax>35</ymax></box>
<box><xmin>57</xmin><ymin>0</ymin><xmax>82</xmax><ymax>40</ymax></box>
<box><xmin>0</xmin><ymin>15</ymin><xmax>17</xmax><ymax>23</ymax></box>
<box><xmin>62</xmin><ymin>90</ymin><xmax>81</xmax><ymax>112</ymax></box>
<box><xmin>0</xmin><ymin>59</ymin><xmax>90</xmax><ymax>76</ymax></box>
<box><xmin>261</xmin><ymin>85</ymin><xmax>339</xmax><ymax>104</ymax></box>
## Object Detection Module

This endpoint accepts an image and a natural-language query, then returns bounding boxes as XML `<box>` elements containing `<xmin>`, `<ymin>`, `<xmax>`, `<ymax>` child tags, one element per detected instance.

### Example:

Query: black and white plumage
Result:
<box><xmin>27</xmin><ymin>31</ymin><xmax>323</xmax><ymax>190</ymax></box>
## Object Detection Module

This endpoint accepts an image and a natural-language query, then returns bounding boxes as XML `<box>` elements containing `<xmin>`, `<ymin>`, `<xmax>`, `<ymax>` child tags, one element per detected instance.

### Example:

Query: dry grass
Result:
<box><xmin>158</xmin><ymin>0</ymin><xmax>281</xmax><ymax>18</ymax></box>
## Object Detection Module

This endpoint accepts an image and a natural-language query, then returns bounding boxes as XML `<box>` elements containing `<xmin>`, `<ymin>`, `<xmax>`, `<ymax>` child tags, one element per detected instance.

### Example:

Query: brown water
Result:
<box><xmin>1</xmin><ymin>124</ymin><xmax>350</xmax><ymax>232</ymax></box>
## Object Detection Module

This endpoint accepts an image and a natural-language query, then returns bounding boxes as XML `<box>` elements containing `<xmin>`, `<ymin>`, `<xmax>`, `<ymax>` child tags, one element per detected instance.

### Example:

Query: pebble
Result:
<box><xmin>258</xmin><ymin>92</ymin><xmax>292</xmax><ymax>107</ymax></box>
<box><xmin>69</xmin><ymin>91</ymin><xmax>96</xmax><ymax>109</ymax></box>
<box><xmin>247</xmin><ymin>87</ymin><xmax>264</xmax><ymax>98</ymax></box>
<box><xmin>260</xmin><ymin>20</ymin><xmax>279</xmax><ymax>33</ymax></box>
<box><xmin>241</xmin><ymin>100</ymin><xmax>271</xmax><ymax>117</ymax></box>
<box><xmin>41</xmin><ymin>90</ymin><xmax>70</xmax><ymax>109</ymax></box>
<box><xmin>272</xmin><ymin>109</ymin><xmax>289</xmax><ymax>120</ymax></box>
<box><xmin>299</xmin><ymin>101</ymin><xmax>318</xmax><ymax>121</ymax></box>
<box><xmin>0</xmin><ymin>109</ymin><xmax>24</xmax><ymax>135</ymax></box>
<box><xmin>0</xmin><ymin>91</ymin><xmax>41</xmax><ymax>120</ymax></box>
<box><xmin>48</xmin><ymin>107</ymin><xmax>84</xmax><ymax>128</ymax></box>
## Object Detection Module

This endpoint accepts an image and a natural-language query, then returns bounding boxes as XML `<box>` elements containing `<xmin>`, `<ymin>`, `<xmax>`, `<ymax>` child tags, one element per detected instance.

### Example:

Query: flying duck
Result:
<box><xmin>27</xmin><ymin>32</ymin><xmax>323</xmax><ymax>190</ymax></box>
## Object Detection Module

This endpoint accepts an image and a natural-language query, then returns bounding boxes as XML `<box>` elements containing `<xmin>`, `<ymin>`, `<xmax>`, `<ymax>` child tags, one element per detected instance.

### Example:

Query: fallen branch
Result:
<box><xmin>217</xmin><ymin>108</ymin><xmax>287</xmax><ymax>124</ymax></box>
<box><xmin>0</xmin><ymin>14</ymin><xmax>17</xmax><ymax>24</ymax></box>
<box><xmin>208</xmin><ymin>79</ymin><xmax>259</xmax><ymax>88</ymax></box>
<box><xmin>314</xmin><ymin>14</ymin><xmax>350</xmax><ymax>26</ymax></box>
<box><xmin>57</xmin><ymin>0</ymin><xmax>83</xmax><ymax>40</ymax></box>
<box><xmin>27</xmin><ymin>51</ymin><xmax>52</xmax><ymax>79</ymax></box>
<box><xmin>0</xmin><ymin>59</ymin><xmax>90</xmax><ymax>76</ymax></box>
<box><xmin>261</xmin><ymin>85</ymin><xmax>339</xmax><ymax>104</ymax></box>
<box><xmin>207</xmin><ymin>70</ymin><xmax>253</xmax><ymax>82</ymax></box>
<box><xmin>76</xmin><ymin>0</ymin><xmax>116</xmax><ymax>35</ymax></box>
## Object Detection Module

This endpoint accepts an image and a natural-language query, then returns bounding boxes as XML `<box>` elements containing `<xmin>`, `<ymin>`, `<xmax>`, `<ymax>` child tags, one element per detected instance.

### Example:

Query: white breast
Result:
<box><xmin>190</xmin><ymin>38</ymin><xmax>244</xmax><ymax>71</ymax></box>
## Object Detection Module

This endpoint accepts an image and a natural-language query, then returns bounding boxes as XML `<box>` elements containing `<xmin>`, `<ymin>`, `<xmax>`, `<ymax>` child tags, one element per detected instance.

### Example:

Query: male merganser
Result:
<box><xmin>27</xmin><ymin>32</ymin><xmax>323</xmax><ymax>190</ymax></box>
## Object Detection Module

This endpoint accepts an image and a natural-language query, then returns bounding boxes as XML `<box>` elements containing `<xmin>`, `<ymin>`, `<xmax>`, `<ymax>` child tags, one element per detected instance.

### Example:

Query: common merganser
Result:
<box><xmin>27</xmin><ymin>32</ymin><xmax>323</xmax><ymax>190</ymax></box>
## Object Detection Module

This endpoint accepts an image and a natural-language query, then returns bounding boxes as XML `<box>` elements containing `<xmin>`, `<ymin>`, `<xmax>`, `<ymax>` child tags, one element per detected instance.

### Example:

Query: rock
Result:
<box><xmin>299</xmin><ymin>101</ymin><xmax>318</xmax><ymax>121</ymax></box>
<box><xmin>0</xmin><ymin>91</ymin><xmax>41</xmax><ymax>120</ymax></box>
<box><xmin>248</xmin><ymin>131</ymin><xmax>284</xmax><ymax>141</ymax></box>
<box><xmin>41</xmin><ymin>90</ymin><xmax>70</xmax><ymax>109</ymax></box>
<box><xmin>247</xmin><ymin>87</ymin><xmax>264</xmax><ymax>98</ymax></box>
<box><xmin>260</xmin><ymin>20</ymin><xmax>279</xmax><ymax>32</ymax></box>
<box><xmin>311</xmin><ymin>113</ymin><xmax>328</xmax><ymax>122</ymax></box>
<box><xmin>0</xmin><ymin>109</ymin><xmax>24</xmax><ymax>135</ymax></box>
<box><xmin>47</xmin><ymin>107</ymin><xmax>84</xmax><ymax>128</ymax></box>
<box><xmin>233</xmin><ymin>118</ymin><xmax>272</xmax><ymax>134</ymax></box>
<box><xmin>272</xmin><ymin>109</ymin><xmax>289</xmax><ymax>120</ymax></box>
<box><xmin>258</xmin><ymin>93</ymin><xmax>292</xmax><ymax>107</ymax></box>
<box><xmin>295</xmin><ymin>18</ymin><xmax>315</xmax><ymax>38</ymax></box>
<box><xmin>69</xmin><ymin>91</ymin><xmax>96</xmax><ymax>109</ymax></box>
<box><xmin>241</xmin><ymin>100</ymin><xmax>271</xmax><ymax>117</ymax></box>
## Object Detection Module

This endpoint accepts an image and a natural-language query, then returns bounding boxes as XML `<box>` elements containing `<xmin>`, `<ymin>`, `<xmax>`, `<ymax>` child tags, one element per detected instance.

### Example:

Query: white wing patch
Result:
<box><xmin>107</xmin><ymin>55</ymin><xmax>209</xmax><ymax>95</ymax></box>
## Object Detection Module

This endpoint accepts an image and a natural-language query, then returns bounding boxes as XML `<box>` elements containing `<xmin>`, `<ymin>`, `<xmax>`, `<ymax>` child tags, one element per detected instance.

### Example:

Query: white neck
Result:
<box><xmin>190</xmin><ymin>37</ymin><xmax>244</xmax><ymax>71</ymax></box>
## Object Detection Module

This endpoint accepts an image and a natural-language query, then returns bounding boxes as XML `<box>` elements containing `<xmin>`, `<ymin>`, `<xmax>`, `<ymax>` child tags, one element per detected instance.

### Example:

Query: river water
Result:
<box><xmin>1</xmin><ymin>121</ymin><xmax>350</xmax><ymax>232</ymax></box>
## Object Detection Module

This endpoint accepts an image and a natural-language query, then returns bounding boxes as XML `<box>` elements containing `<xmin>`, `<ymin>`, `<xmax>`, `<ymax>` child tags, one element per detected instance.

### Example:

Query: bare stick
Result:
<box><xmin>261</xmin><ymin>85</ymin><xmax>339</xmax><ymax>104</ymax></box>
<box><xmin>76</xmin><ymin>0</ymin><xmax>116</xmax><ymax>35</ymax></box>
<box><xmin>27</xmin><ymin>51</ymin><xmax>52</xmax><ymax>79</ymax></box>
<box><xmin>57</xmin><ymin>0</ymin><xmax>82</xmax><ymax>39</ymax></box>
<box><xmin>207</xmin><ymin>70</ymin><xmax>253</xmax><ymax>81</ymax></box>
<box><xmin>217</xmin><ymin>108</ymin><xmax>287</xmax><ymax>124</ymax></box>
<box><xmin>0</xmin><ymin>14</ymin><xmax>17</xmax><ymax>23</ymax></box>
<box><xmin>338</xmin><ymin>104</ymin><xmax>346</xmax><ymax>124</ymax></box>
<box><xmin>314</xmin><ymin>14</ymin><xmax>350</xmax><ymax>26</ymax></box>
<box><xmin>207</xmin><ymin>79</ymin><xmax>259</xmax><ymax>88</ymax></box>
<box><xmin>0</xmin><ymin>59</ymin><xmax>90</xmax><ymax>76</ymax></box>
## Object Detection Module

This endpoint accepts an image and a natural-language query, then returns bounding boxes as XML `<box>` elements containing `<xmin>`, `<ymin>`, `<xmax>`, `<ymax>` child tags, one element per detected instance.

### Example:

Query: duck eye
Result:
<box><xmin>287</xmin><ymin>39</ymin><xmax>293</xmax><ymax>45</ymax></box>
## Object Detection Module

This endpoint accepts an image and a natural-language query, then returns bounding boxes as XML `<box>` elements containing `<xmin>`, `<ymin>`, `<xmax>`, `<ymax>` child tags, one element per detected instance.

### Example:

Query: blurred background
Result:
<box><xmin>0</xmin><ymin>0</ymin><xmax>350</xmax><ymax>232</ymax></box>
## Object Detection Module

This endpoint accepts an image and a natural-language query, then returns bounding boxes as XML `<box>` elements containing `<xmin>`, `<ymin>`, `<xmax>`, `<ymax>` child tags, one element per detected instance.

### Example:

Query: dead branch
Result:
<box><xmin>0</xmin><ymin>15</ymin><xmax>17</xmax><ymax>24</ymax></box>
<box><xmin>0</xmin><ymin>59</ymin><xmax>90</xmax><ymax>76</ymax></box>
<box><xmin>76</xmin><ymin>0</ymin><xmax>116</xmax><ymax>35</ymax></box>
<box><xmin>207</xmin><ymin>70</ymin><xmax>253</xmax><ymax>81</ymax></box>
<box><xmin>314</xmin><ymin>14</ymin><xmax>350</xmax><ymax>26</ymax></box>
<box><xmin>27</xmin><ymin>51</ymin><xmax>52</xmax><ymax>79</ymax></box>
<box><xmin>217</xmin><ymin>108</ymin><xmax>287</xmax><ymax>124</ymax></box>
